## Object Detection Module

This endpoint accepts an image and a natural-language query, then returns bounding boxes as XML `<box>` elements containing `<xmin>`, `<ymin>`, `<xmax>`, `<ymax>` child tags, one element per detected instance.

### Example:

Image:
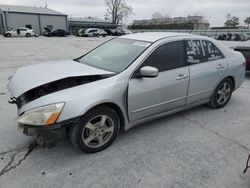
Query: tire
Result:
<box><xmin>5</xmin><ymin>33</ymin><xmax>11</xmax><ymax>37</ymax></box>
<box><xmin>26</xmin><ymin>33</ymin><xmax>31</xmax><ymax>37</ymax></box>
<box><xmin>208</xmin><ymin>78</ymin><xmax>233</xmax><ymax>109</ymax></box>
<box><xmin>69</xmin><ymin>106</ymin><xmax>120</xmax><ymax>153</ymax></box>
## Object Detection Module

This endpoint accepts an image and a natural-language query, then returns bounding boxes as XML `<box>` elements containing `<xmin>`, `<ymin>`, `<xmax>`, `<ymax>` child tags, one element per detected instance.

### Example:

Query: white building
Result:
<box><xmin>0</xmin><ymin>4</ymin><xmax>68</xmax><ymax>34</ymax></box>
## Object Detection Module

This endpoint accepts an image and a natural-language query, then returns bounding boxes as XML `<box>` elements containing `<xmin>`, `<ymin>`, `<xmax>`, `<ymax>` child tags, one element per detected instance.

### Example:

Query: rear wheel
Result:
<box><xmin>69</xmin><ymin>106</ymin><xmax>120</xmax><ymax>153</ymax></box>
<box><xmin>208</xmin><ymin>78</ymin><xmax>233</xmax><ymax>108</ymax></box>
<box><xmin>26</xmin><ymin>33</ymin><xmax>31</xmax><ymax>37</ymax></box>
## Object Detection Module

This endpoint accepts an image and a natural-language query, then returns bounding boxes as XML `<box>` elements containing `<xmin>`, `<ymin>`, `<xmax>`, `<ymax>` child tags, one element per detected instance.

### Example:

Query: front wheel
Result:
<box><xmin>5</xmin><ymin>33</ymin><xmax>11</xmax><ymax>37</ymax></box>
<box><xmin>69</xmin><ymin>106</ymin><xmax>120</xmax><ymax>153</ymax></box>
<box><xmin>26</xmin><ymin>33</ymin><xmax>31</xmax><ymax>37</ymax></box>
<box><xmin>208</xmin><ymin>78</ymin><xmax>233</xmax><ymax>109</ymax></box>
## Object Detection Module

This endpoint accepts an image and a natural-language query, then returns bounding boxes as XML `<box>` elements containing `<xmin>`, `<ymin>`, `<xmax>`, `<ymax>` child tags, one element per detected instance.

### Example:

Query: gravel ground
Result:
<box><xmin>0</xmin><ymin>36</ymin><xmax>250</xmax><ymax>188</ymax></box>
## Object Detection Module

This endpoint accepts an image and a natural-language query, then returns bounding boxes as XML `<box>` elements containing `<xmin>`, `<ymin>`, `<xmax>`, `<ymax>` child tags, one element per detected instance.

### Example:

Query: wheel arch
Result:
<box><xmin>225</xmin><ymin>76</ymin><xmax>235</xmax><ymax>91</ymax></box>
<box><xmin>83</xmin><ymin>102</ymin><xmax>127</xmax><ymax>131</ymax></box>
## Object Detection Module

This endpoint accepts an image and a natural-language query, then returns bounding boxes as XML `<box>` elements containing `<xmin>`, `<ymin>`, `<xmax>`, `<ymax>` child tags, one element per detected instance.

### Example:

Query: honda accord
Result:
<box><xmin>7</xmin><ymin>32</ymin><xmax>246</xmax><ymax>153</ymax></box>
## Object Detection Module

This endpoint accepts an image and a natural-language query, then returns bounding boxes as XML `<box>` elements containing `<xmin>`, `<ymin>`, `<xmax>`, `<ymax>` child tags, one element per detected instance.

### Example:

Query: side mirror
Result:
<box><xmin>139</xmin><ymin>66</ymin><xmax>159</xmax><ymax>78</ymax></box>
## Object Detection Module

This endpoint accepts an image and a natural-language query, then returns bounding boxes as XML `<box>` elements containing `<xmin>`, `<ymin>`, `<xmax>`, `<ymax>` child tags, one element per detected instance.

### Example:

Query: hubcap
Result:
<box><xmin>82</xmin><ymin>115</ymin><xmax>114</xmax><ymax>148</ymax></box>
<box><xmin>216</xmin><ymin>82</ymin><xmax>231</xmax><ymax>105</ymax></box>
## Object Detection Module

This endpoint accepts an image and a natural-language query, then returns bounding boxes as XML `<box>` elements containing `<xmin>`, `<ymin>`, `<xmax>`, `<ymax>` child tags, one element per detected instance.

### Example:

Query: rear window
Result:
<box><xmin>202</xmin><ymin>40</ymin><xmax>224</xmax><ymax>61</ymax></box>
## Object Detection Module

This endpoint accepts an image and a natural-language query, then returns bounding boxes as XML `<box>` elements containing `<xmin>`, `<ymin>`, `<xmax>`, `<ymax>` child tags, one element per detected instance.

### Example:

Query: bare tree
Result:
<box><xmin>105</xmin><ymin>0</ymin><xmax>133</xmax><ymax>24</ymax></box>
<box><xmin>244</xmin><ymin>16</ymin><xmax>250</xmax><ymax>29</ymax></box>
<box><xmin>224</xmin><ymin>14</ymin><xmax>239</xmax><ymax>27</ymax></box>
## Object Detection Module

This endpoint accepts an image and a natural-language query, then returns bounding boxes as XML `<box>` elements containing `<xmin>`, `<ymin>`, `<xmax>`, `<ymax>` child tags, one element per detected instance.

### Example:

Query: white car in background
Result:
<box><xmin>4</xmin><ymin>28</ymin><xmax>35</xmax><ymax>37</ymax></box>
<box><xmin>83</xmin><ymin>28</ymin><xmax>107</xmax><ymax>37</ymax></box>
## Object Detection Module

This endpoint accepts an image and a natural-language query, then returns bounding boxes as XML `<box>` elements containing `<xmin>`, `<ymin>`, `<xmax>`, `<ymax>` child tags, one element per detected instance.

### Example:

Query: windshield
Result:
<box><xmin>78</xmin><ymin>38</ymin><xmax>151</xmax><ymax>73</ymax></box>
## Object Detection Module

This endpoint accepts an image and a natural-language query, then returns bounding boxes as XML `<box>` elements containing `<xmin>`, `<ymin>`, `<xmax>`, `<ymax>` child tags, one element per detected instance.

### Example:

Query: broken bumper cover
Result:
<box><xmin>18</xmin><ymin>117</ymin><xmax>80</xmax><ymax>140</ymax></box>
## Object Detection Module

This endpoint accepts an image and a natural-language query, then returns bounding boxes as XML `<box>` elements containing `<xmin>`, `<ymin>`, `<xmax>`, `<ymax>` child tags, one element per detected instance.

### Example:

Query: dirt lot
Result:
<box><xmin>0</xmin><ymin>36</ymin><xmax>250</xmax><ymax>188</ymax></box>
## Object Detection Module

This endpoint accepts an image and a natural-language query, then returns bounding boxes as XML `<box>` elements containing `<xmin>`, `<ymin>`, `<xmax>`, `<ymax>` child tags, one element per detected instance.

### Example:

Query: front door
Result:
<box><xmin>128</xmin><ymin>40</ymin><xmax>189</xmax><ymax>122</ymax></box>
<box><xmin>12</xmin><ymin>29</ymin><xmax>18</xmax><ymax>37</ymax></box>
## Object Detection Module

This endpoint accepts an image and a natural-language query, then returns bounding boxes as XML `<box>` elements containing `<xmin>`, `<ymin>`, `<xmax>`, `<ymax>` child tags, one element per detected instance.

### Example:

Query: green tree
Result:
<box><xmin>244</xmin><ymin>17</ymin><xmax>250</xmax><ymax>28</ymax></box>
<box><xmin>224</xmin><ymin>14</ymin><xmax>239</xmax><ymax>27</ymax></box>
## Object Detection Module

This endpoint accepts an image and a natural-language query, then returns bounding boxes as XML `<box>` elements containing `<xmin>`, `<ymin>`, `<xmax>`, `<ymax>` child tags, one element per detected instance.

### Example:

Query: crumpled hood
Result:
<box><xmin>7</xmin><ymin>60</ymin><xmax>114</xmax><ymax>98</ymax></box>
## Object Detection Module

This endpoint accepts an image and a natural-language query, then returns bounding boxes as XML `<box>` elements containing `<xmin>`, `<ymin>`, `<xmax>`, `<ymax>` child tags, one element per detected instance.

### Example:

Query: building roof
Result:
<box><xmin>120</xmin><ymin>32</ymin><xmax>194</xmax><ymax>42</ymax></box>
<box><xmin>68</xmin><ymin>17</ymin><xmax>110</xmax><ymax>23</ymax></box>
<box><xmin>0</xmin><ymin>4</ymin><xmax>66</xmax><ymax>16</ymax></box>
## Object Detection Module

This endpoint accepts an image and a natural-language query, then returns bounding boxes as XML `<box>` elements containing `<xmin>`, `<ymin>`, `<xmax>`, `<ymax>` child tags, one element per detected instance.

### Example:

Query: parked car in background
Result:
<box><xmin>242</xmin><ymin>33</ymin><xmax>250</xmax><ymax>41</ymax></box>
<box><xmin>7</xmin><ymin>32</ymin><xmax>245</xmax><ymax>153</ymax></box>
<box><xmin>234</xmin><ymin>46</ymin><xmax>250</xmax><ymax>70</ymax></box>
<box><xmin>98</xmin><ymin>29</ymin><xmax>107</xmax><ymax>37</ymax></box>
<box><xmin>82</xmin><ymin>28</ymin><xmax>99</xmax><ymax>37</ymax></box>
<box><xmin>44</xmin><ymin>29</ymin><xmax>70</xmax><ymax>37</ymax></box>
<box><xmin>104</xmin><ymin>29</ymin><xmax>116</xmax><ymax>36</ymax></box>
<box><xmin>4</xmin><ymin>28</ymin><xmax>35</xmax><ymax>37</ymax></box>
<box><xmin>113</xmin><ymin>28</ymin><xmax>133</xmax><ymax>36</ymax></box>
<box><xmin>103</xmin><ymin>28</ymin><xmax>132</xmax><ymax>36</ymax></box>
<box><xmin>217</xmin><ymin>33</ymin><xmax>247</xmax><ymax>41</ymax></box>
<box><xmin>77</xmin><ymin>28</ymin><xmax>86</xmax><ymax>37</ymax></box>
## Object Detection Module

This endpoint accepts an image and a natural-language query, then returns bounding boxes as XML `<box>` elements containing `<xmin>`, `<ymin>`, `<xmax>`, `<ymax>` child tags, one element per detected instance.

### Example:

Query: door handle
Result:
<box><xmin>216</xmin><ymin>64</ymin><xmax>225</xmax><ymax>69</ymax></box>
<box><xmin>176</xmin><ymin>74</ymin><xmax>188</xmax><ymax>80</ymax></box>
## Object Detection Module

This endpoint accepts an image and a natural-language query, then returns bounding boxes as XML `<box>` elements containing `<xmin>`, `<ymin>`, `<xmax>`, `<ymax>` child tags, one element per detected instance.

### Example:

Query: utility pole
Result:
<box><xmin>104</xmin><ymin>12</ymin><xmax>109</xmax><ymax>21</ymax></box>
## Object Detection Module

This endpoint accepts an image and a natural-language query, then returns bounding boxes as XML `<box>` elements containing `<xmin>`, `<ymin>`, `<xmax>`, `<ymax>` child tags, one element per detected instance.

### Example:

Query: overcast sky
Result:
<box><xmin>1</xmin><ymin>0</ymin><xmax>249</xmax><ymax>26</ymax></box>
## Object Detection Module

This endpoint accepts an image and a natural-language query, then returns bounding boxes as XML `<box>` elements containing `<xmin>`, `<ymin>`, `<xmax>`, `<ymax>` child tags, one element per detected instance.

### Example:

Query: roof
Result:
<box><xmin>120</xmin><ymin>32</ymin><xmax>193</xmax><ymax>42</ymax></box>
<box><xmin>0</xmin><ymin>4</ymin><xmax>66</xmax><ymax>16</ymax></box>
<box><xmin>68</xmin><ymin>17</ymin><xmax>110</xmax><ymax>23</ymax></box>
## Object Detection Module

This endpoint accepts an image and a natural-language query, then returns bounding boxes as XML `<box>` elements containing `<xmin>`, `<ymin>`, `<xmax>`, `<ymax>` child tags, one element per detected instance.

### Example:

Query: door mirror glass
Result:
<box><xmin>140</xmin><ymin>66</ymin><xmax>159</xmax><ymax>78</ymax></box>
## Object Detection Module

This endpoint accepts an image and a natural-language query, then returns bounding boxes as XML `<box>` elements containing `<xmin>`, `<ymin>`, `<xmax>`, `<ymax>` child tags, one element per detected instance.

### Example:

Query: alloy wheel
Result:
<box><xmin>82</xmin><ymin>115</ymin><xmax>114</xmax><ymax>148</ymax></box>
<box><xmin>216</xmin><ymin>82</ymin><xmax>231</xmax><ymax>105</ymax></box>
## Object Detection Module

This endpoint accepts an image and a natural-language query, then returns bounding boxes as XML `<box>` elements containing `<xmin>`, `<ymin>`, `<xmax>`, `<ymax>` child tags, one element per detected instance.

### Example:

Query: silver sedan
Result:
<box><xmin>7</xmin><ymin>32</ymin><xmax>246</xmax><ymax>153</ymax></box>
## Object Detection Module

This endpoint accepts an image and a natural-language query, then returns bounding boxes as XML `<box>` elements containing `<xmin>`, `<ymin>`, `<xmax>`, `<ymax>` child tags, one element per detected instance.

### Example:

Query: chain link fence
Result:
<box><xmin>131</xmin><ymin>29</ymin><xmax>250</xmax><ymax>40</ymax></box>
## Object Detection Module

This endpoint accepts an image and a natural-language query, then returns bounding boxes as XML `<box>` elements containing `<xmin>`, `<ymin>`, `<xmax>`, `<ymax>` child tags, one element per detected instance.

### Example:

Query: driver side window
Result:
<box><xmin>140</xmin><ymin>41</ymin><xmax>186</xmax><ymax>72</ymax></box>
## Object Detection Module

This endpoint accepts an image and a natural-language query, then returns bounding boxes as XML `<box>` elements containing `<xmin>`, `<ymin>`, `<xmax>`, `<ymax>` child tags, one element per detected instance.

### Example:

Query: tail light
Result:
<box><xmin>243</xmin><ymin>61</ymin><xmax>247</xmax><ymax>67</ymax></box>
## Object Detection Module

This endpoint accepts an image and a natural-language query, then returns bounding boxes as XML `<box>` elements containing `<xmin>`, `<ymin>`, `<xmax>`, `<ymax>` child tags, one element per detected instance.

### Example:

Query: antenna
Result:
<box><xmin>45</xmin><ymin>2</ymin><xmax>48</xmax><ymax>8</ymax></box>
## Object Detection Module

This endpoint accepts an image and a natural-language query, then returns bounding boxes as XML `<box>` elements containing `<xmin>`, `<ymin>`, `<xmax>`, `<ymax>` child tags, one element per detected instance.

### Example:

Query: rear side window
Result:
<box><xmin>142</xmin><ymin>41</ymin><xmax>185</xmax><ymax>72</ymax></box>
<box><xmin>186</xmin><ymin>40</ymin><xmax>206</xmax><ymax>64</ymax></box>
<box><xmin>202</xmin><ymin>40</ymin><xmax>224</xmax><ymax>61</ymax></box>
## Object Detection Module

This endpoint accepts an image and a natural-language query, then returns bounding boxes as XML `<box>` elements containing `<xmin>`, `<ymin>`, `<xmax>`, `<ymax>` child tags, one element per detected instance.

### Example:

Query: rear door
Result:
<box><xmin>186</xmin><ymin>39</ymin><xmax>227</xmax><ymax>104</ymax></box>
<box><xmin>20</xmin><ymin>28</ymin><xmax>27</xmax><ymax>36</ymax></box>
<box><xmin>128</xmin><ymin>40</ymin><xmax>189</xmax><ymax>122</ymax></box>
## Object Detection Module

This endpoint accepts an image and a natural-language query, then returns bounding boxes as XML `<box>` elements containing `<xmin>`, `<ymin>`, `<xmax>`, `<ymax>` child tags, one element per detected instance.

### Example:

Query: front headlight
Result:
<box><xmin>18</xmin><ymin>102</ymin><xmax>64</xmax><ymax>126</ymax></box>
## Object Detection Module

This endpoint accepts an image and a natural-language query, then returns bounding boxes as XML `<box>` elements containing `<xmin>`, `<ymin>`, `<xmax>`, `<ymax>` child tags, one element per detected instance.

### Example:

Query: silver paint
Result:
<box><xmin>7</xmin><ymin>32</ymin><xmax>246</xmax><ymax>131</ymax></box>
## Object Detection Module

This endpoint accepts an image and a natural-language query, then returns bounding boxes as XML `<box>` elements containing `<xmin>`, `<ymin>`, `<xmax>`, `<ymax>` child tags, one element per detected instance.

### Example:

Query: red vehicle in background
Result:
<box><xmin>234</xmin><ymin>46</ymin><xmax>250</xmax><ymax>70</ymax></box>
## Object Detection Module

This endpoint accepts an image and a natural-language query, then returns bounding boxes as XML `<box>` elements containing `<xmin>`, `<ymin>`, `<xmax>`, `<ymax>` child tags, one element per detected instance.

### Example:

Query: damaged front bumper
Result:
<box><xmin>18</xmin><ymin>117</ymin><xmax>80</xmax><ymax>147</ymax></box>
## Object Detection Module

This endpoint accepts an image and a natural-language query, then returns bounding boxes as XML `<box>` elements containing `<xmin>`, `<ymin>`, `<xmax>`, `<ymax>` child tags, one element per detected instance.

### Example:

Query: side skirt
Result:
<box><xmin>124</xmin><ymin>99</ymin><xmax>210</xmax><ymax>131</ymax></box>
